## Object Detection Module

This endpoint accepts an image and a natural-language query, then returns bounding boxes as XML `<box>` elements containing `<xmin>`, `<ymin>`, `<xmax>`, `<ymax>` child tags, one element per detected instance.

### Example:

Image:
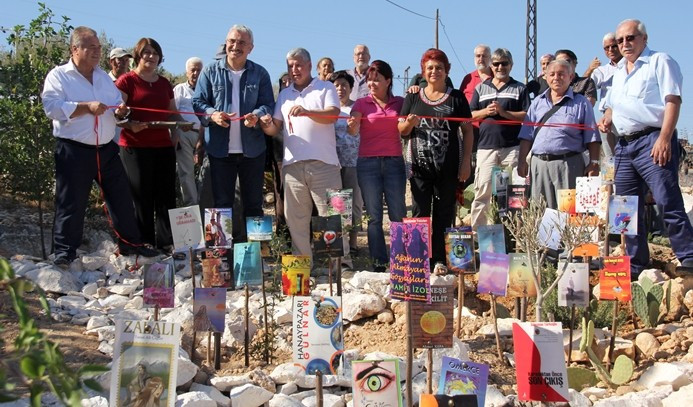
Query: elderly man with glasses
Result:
<box><xmin>469</xmin><ymin>48</ymin><xmax>529</xmax><ymax>228</ymax></box>
<box><xmin>599</xmin><ymin>19</ymin><xmax>693</xmax><ymax>278</ymax></box>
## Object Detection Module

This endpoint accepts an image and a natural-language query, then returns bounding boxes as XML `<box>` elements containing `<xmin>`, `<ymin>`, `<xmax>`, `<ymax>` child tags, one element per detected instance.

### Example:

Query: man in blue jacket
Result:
<box><xmin>193</xmin><ymin>25</ymin><xmax>274</xmax><ymax>241</ymax></box>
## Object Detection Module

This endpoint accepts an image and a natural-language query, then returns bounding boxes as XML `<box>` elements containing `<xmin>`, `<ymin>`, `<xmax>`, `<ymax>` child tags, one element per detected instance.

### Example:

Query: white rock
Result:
<box><xmin>177</xmin><ymin>351</ymin><xmax>199</xmax><ymax>387</ymax></box>
<box><xmin>348</xmin><ymin>271</ymin><xmax>391</xmax><ymax>289</ymax></box>
<box><xmin>662</xmin><ymin>383</ymin><xmax>693</xmax><ymax>407</ymax></box>
<box><xmin>453</xmin><ymin>306</ymin><xmax>478</xmax><ymax>319</ymax></box>
<box><xmin>635</xmin><ymin>332</ymin><xmax>659</xmax><ymax>359</ymax></box>
<box><xmin>111</xmin><ymin>309</ymin><xmax>150</xmax><ymax>321</ymax></box>
<box><xmin>430</xmin><ymin>274</ymin><xmax>456</xmax><ymax>286</ymax></box>
<box><xmin>209</xmin><ymin>374</ymin><xmax>251</xmax><ymax>392</ymax></box>
<box><xmin>274</xmin><ymin>306</ymin><xmax>292</xmax><ymax>325</ymax></box>
<box><xmin>81</xmin><ymin>255</ymin><xmax>109</xmax><ymax>271</ymax></box>
<box><xmin>125</xmin><ymin>296</ymin><xmax>143</xmax><ymax>310</ymax></box>
<box><xmin>90</xmin><ymin>326</ymin><xmax>115</xmax><ymax>342</ymax></box>
<box><xmin>26</xmin><ymin>266</ymin><xmax>82</xmax><ymax>294</ymax></box>
<box><xmin>82</xmin><ymin>282</ymin><xmax>99</xmax><ymax>297</ymax></box>
<box><xmin>175</xmin><ymin>278</ymin><xmax>194</xmax><ymax>302</ymax></box>
<box><xmin>190</xmin><ymin>383</ymin><xmax>231</xmax><ymax>406</ymax></box>
<box><xmin>97</xmin><ymin>341</ymin><xmax>113</xmax><ymax>355</ymax></box>
<box><xmin>476</xmin><ymin>318</ymin><xmax>520</xmax><ymax>337</ymax></box>
<box><xmin>569</xmin><ymin>388</ymin><xmax>593</xmax><ymax>407</ymax></box>
<box><xmin>415</xmin><ymin>336</ymin><xmax>470</xmax><ymax>369</ymax></box>
<box><xmin>581</xmin><ymin>387</ymin><xmax>609</xmax><ymax>399</ymax></box>
<box><xmin>71</xmin><ymin>314</ymin><xmax>91</xmax><ymax>325</ymax></box>
<box><xmin>279</xmin><ymin>382</ymin><xmax>298</xmax><ymax>395</ymax></box>
<box><xmin>411</xmin><ymin>370</ymin><xmax>440</xmax><ymax>403</ymax></box>
<box><xmin>57</xmin><ymin>295</ymin><xmax>87</xmax><ymax>309</ymax></box>
<box><xmin>639</xmin><ymin>269</ymin><xmax>668</xmax><ymax>284</ymax></box>
<box><xmin>269</xmin><ymin>394</ymin><xmax>303</xmax><ymax>407</ymax></box>
<box><xmin>221</xmin><ymin>311</ymin><xmax>257</xmax><ymax>348</ymax></box>
<box><xmin>81</xmin><ymin>271</ymin><xmax>106</xmax><ymax>285</ymax></box>
<box><xmin>12</xmin><ymin>260</ymin><xmax>38</xmax><ymax>276</ymax></box>
<box><xmin>107</xmin><ymin>283</ymin><xmax>139</xmax><ymax>296</ymax></box>
<box><xmin>228</xmin><ymin>384</ymin><xmax>273</xmax><ymax>407</ymax></box>
<box><xmin>80</xmin><ymin>395</ymin><xmax>108</xmax><ymax>407</ymax></box>
<box><xmin>342</xmin><ymin>292</ymin><xmax>386</xmax><ymax>322</ymax></box>
<box><xmin>294</xmin><ymin>374</ymin><xmax>348</xmax><ymax>389</ymax></box>
<box><xmin>484</xmin><ymin>384</ymin><xmax>510</xmax><ymax>407</ymax></box>
<box><xmin>592</xmin><ymin>385</ymin><xmax>673</xmax><ymax>407</ymax></box>
<box><xmin>271</xmin><ymin>363</ymin><xmax>304</xmax><ymax>384</ymax></box>
<box><xmin>175</xmin><ymin>391</ymin><xmax>216</xmax><ymax>407</ymax></box>
<box><xmin>302</xmin><ymin>394</ymin><xmax>344</xmax><ymax>407</ymax></box>
<box><xmin>161</xmin><ymin>304</ymin><xmax>193</xmax><ymax>325</ymax></box>
<box><xmin>637</xmin><ymin>362</ymin><xmax>693</xmax><ymax>391</ymax></box>
<box><xmin>99</xmin><ymin>294</ymin><xmax>130</xmax><ymax>309</ymax></box>
<box><xmin>85</xmin><ymin>314</ymin><xmax>110</xmax><ymax>329</ymax></box>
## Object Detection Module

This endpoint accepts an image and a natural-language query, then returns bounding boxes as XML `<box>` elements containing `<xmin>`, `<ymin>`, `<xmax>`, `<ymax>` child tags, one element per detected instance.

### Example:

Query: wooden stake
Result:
<box><xmin>154</xmin><ymin>305</ymin><xmax>159</xmax><ymax>321</ymax></box>
<box><xmin>426</xmin><ymin>348</ymin><xmax>433</xmax><ymax>394</ymax></box>
<box><xmin>328</xmin><ymin>257</ymin><xmax>333</xmax><ymax>297</ymax></box>
<box><xmin>406</xmin><ymin>301</ymin><xmax>413</xmax><ymax>407</ymax></box>
<box><xmin>336</xmin><ymin>256</ymin><xmax>342</xmax><ymax>296</ymax></box>
<box><xmin>520</xmin><ymin>297</ymin><xmax>527</xmax><ymax>322</ymax></box>
<box><xmin>316</xmin><ymin>370</ymin><xmax>324</xmax><ymax>407</ymax></box>
<box><xmin>514</xmin><ymin>297</ymin><xmax>521</xmax><ymax>319</ymax></box>
<box><xmin>214</xmin><ymin>332</ymin><xmax>221</xmax><ymax>370</ymax></box>
<box><xmin>191</xmin><ymin>330</ymin><xmax>197</xmax><ymax>364</ymax></box>
<box><xmin>207</xmin><ymin>331</ymin><xmax>211</xmax><ymax>366</ymax></box>
<box><xmin>189</xmin><ymin>247</ymin><xmax>196</xmax><ymax>288</ymax></box>
<box><xmin>261</xmin><ymin>258</ymin><xmax>270</xmax><ymax>364</ymax></box>
<box><xmin>568</xmin><ymin>304</ymin><xmax>576</xmax><ymax>365</ymax></box>
<box><xmin>490</xmin><ymin>295</ymin><xmax>503</xmax><ymax>360</ymax></box>
<box><xmin>607</xmin><ymin>300</ymin><xmax>619</xmax><ymax>371</ymax></box>
<box><xmin>456</xmin><ymin>273</ymin><xmax>464</xmax><ymax>338</ymax></box>
<box><xmin>244</xmin><ymin>283</ymin><xmax>250</xmax><ymax>367</ymax></box>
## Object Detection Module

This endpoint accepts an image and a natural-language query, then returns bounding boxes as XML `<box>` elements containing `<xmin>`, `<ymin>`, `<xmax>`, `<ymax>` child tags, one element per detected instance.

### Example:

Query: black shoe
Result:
<box><xmin>53</xmin><ymin>256</ymin><xmax>72</xmax><ymax>269</ymax></box>
<box><xmin>674</xmin><ymin>259</ymin><xmax>693</xmax><ymax>277</ymax></box>
<box><xmin>119</xmin><ymin>244</ymin><xmax>160</xmax><ymax>258</ymax></box>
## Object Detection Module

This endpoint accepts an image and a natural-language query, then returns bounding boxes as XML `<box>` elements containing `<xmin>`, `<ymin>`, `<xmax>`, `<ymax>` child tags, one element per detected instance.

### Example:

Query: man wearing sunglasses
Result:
<box><xmin>585</xmin><ymin>33</ymin><xmax>623</xmax><ymax>111</ymax></box>
<box><xmin>599</xmin><ymin>19</ymin><xmax>693</xmax><ymax>278</ymax></box>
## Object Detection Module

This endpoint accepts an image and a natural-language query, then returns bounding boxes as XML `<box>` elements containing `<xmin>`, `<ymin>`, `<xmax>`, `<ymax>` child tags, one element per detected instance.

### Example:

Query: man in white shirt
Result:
<box><xmin>41</xmin><ymin>26</ymin><xmax>157</xmax><ymax>267</ymax></box>
<box><xmin>260</xmin><ymin>48</ymin><xmax>342</xmax><ymax>258</ymax></box>
<box><xmin>346</xmin><ymin>44</ymin><xmax>371</xmax><ymax>101</ymax></box>
<box><xmin>173</xmin><ymin>57</ymin><xmax>204</xmax><ymax>206</ymax></box>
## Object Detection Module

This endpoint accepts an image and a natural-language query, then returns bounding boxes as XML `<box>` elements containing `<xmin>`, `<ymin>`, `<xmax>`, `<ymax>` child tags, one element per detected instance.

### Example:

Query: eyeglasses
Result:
<box><xmin>603</xmin><ymin>44</ymin><xmax>619</xmax><ymax>51</ymax></box>
<box><xmin>226</xmin><ymin>39</ymin><xmax>248</xmax><ymax>47</ymax></box>
<box><xmin>491</xmin><ymin>61</ymin><xmax>510</xmax><ymax>67</ymax></box>
<box><xmin>615</xmin><ymin>34</ymin><xmax>641</xmax><ymax>44</ymax></box>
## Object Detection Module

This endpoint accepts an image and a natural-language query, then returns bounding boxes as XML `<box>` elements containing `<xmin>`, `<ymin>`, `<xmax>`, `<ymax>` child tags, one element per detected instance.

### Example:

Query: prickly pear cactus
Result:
<box><xmin>567</xmin><ymin>366</ymin><xmax>598</xmax><ymax>390</ymax></box>
<box><xmin>632</xmin><ymin>284</ymin><xmax>650</xmax><ymax>325</ymax></box>
<box><xmin>610</xmin><ymin>355</ymin><xmax>635</xmax><ymax>385</ymax></box>
<box><xmin>632</xmin><ymin>276</ymin><xmax>666</xmax><ymax>327</ymax></box>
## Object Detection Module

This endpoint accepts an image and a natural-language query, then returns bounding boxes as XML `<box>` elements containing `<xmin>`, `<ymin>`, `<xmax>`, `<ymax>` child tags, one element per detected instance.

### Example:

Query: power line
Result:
<box><xmin>438</xmin><ymin>18</ymin><xmax>468</xmax><ymax>74</ymax></box>
<box><xmin>384</xmin><ymin>0</ymin><xmax>434</xmax><ymax>20</ymax></box>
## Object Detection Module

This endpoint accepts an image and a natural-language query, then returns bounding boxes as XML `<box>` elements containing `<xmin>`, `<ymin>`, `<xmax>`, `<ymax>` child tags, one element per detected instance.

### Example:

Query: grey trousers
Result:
<box><xmin>530</xmin><ymin>153</ymin><xmax>585</xmax><ymax>210</ymax></box>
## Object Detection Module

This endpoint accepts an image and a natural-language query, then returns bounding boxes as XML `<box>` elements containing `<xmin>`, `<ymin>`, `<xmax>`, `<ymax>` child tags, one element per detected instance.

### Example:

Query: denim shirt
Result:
<box><xmin>193</xmin><ymin>58</ymin><xmax>275</xmax><ymax>158</ymax></box>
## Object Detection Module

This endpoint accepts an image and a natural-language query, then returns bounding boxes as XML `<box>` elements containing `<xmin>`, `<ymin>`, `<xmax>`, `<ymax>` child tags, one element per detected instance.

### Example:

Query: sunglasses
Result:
<box><xmin>491</xmin><ymin>61</ymin><xmax>510</xmax><ymax>67</ymax></box>
<box><xmin>615</xmin><ymin>34</ymin><xmax>641</xmax><ymax>44</ymax></box>
<box><xmin>603</xmin><ymin>44</ymin><xmax>619</xmax><ymax>51</ymax></box>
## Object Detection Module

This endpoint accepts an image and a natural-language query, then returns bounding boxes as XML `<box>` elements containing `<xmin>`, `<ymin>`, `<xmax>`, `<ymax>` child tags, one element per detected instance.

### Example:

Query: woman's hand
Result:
<box><xmin>129</xmin><ymin>121</ymin><xmax>148</xmax><ymax>133</ymax></box>
<box><xmin>405</xmin><ymin>113</ymin><xmax>420</xmax><ymax>126</ymax></box>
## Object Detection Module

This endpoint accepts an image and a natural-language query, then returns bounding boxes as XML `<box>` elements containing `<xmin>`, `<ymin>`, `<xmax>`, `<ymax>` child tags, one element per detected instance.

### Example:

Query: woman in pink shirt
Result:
<box><xmin>348</xmin><ymin>60</ymin><xmax>405</xmax><ymax>272</ymax></box>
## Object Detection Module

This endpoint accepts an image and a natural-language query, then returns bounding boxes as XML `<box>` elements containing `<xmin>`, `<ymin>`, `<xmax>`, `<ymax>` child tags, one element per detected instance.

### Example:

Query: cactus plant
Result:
<box><xmin>578</xmin><ymin>317</ymin><xmax>635</xmax><ymax>388</ymax></box>
<box><xmin>632</xmin><ymin>276</ymin><xmax>668</xmax><ymax>327</ymax></box>
<box><xmin>567</xmin><ymin>366</ymin><xmax>599</xmax><ymax>390</ymax></box>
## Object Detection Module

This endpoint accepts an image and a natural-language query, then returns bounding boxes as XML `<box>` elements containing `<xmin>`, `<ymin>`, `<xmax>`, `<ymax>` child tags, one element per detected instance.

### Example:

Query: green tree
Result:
<box><xmin>0</xmin><ymin>3</ymin><xmax>72</xmax><ymax>258</ymax></box>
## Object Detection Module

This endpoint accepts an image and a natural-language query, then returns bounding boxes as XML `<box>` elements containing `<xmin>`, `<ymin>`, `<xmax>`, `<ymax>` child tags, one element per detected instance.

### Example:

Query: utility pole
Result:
<box><xmin>525</xmin><ymin>0</ymin><xmax>537</xmax><ymax>83</ymax></box>
<box><xmin>435</xmin><ymin>9</ymin><xmax>439</xmax><ymax>49</ymax></box>
<box><xmin>404</xmin><ymin>66</ymin><xmax>410</xmax><ymax>93</ymax></box>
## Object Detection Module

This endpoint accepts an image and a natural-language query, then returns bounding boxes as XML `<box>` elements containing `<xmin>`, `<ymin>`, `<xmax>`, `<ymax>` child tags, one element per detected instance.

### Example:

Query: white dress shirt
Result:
<box><xmin>42</xmin><ymin>59</ymin><xmax>123</xmax><ymax>145</ymax></box>
<box><xmin>173</xmin><ymin>81</ymin><xmax>201</xmax><ymax>130</ymax></box>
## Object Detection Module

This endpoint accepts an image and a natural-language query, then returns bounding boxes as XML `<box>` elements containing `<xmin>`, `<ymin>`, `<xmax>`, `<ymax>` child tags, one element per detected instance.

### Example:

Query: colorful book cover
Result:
<box><xmin>512</xmin><ymin>322</ymin><xmax>569</xmax><ymax>402</ymax></box>
<box><xmin>477</xmin><ymin>252</ymin><xmax>509</xmax><ymax>297</ymax></box>
<box><xmin>389</xmin><ymin>221</ymin><xmax>431</xmax><ymax>302</ymax></box>
<box><xmin>419</xmin><ymin>394</ymin><xmax>478</xmax><ymax>407</ymax></box>
<box><xmin>143</xmin><ymin>261</ymin><xmax>175</xmax><ymax>308</ymax></box>
<box><xmin>200</xmin><ymin>248</ymin><xmax>234</xmax><ymax>289</ymax></box>
<box><xmin>575</xmin><ymin>176</ymin><xmax>601</xmax><ymax>214</ymax></box>
<box><xmin>608</xmin><ymin>195</ymin><xmax>638</xmax><ymax>235</ymax></box>
<box><xmin>557</xmin><ymin>262</ymin><xmax>590</xmax><ymax>307</ymax></box>
<box><xmin>491</xmin><ymin>166</ymin><xmax>509</xmax><ymax>196</ymax></box>
<box><xmin>327</xmin><ymin>188</ymin><xmax>354</xmax><ymax>229</ymax></box>
<box><xmin>282</xmin><ymin>255</ymin><xmax>311</xmax><ymax>296</ymax></box>
<box><xmin>538</xmin><ymin>208</ymin><xmax>567</xmax><ymax>251</ymax></box>
<box><xmin>234</xmin><ymin>242</ymin><xmax>262</xmax><ymax>287</ymax></box>
<box><xmin>599</xmin><ymin>256</ymin><xmax>632</xmax><ymax>302</ymax></box>
<box><xmin>411</xmin><ymin>285</ymin><xmax>454</xmax><ymax>348</ymax></box>
<box><xmin>507</xmin><ymin>185</ymin><xmax>529</xmax><ymax>212</ymax></box>
<box><xmin>438</xmin><ymin>356</ymin><xmax>489</xmax><ymax>407</ymax></box>
<box><xmin>168</xmin><ymin>205</ymin><xmax>204</xmax><ymax>253</ymax></box>
<box><xmin>507</xmin><ymin>253</ymin><xmax>537</xmax><ymax>298</ymax></box>
<box><xmin>557</xmin><ymin>189</ymin><xmax>576</xmax><ymax>215</ymax></box>
<box><xmin>203</xmin><ymin>208</ymin><xmax>232</xmax><ymax>248</ymax></box>
<box><xmin>476</xmin><ymin>224</ymin><xmax>506</xmax><ymax>254</ymax></box>
<box><xmin>193</xmin><ymin>287</ymin><xmax>226</xmax><ymax>333</ymax></box>
<box><xmin>293</xmin><ymin>296</ymin><xmax>344</xmax><ymax>375</ymax></box>
<box><xmin>445</xmin><ymin>228</ymin><xmax>476</xmax><ymax>274</ymax></box>
<box><xmin>312</xmin><ymin>214</ymin><xmax>344</xmax><ymax>259</ymax></box>
<box><xmin>352</xmin><ymin>359</ymin><xmax>403</xmax><ymax>407</ymax></box>
<box><xmin>109</xmin><ymin>320</ymin><xmax>180</xmax><ymax>407</ymax></box>
<box><xmin>246</xmin><ymin>215</ymin><xmax>273</xmax><ymax>241</ymax></box>
<box><xmin>573</xmin><ymin>243</ymin><xmax>600</xmax><ymax>258</ymax></box>
<box><xmin>601</xmin><ymin>156</ymin><xmax>615</xmax><ymax>183</ymax></box>
<box><xmin>404</xmin><ymin>217</ymin><xmax>433</xmax><ymax>258</ymax></box>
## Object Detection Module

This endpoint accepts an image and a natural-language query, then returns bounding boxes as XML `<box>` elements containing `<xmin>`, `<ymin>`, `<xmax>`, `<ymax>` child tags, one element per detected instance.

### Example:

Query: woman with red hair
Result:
<box><xmin>398</xmin><ymin>48</ymin><xmax>474</xmax><ymax>271</ymax></box>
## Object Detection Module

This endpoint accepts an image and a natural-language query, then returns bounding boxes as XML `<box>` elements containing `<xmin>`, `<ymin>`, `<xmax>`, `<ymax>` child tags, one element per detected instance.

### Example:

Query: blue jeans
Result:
<box><xmin>614</xmin><ymin>131</ymin><xmax>693</xmax><ymax>276</ymax></box>
<box><xmin>357</xmin><ymin>156</ymin><xmax>407</xmax><ymax>267</ymax></box>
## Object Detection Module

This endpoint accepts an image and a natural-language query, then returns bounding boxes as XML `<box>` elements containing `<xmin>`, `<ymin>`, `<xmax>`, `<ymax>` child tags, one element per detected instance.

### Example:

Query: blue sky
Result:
<box><xmin>3</xmin><ymin>0</ymin><xmax>692</xmax><ymax>139</ymax></box>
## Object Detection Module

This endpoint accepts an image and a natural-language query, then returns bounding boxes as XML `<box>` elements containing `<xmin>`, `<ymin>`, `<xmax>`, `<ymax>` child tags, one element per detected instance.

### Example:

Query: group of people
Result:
<box><xmin>42</xmin><ymin>18</ymin><xmax>693</xmax><ymax>278</ymax></box>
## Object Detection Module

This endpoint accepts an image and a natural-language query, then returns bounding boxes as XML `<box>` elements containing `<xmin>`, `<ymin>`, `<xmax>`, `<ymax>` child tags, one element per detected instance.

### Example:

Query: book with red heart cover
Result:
<box><xmin>311</xmin><ymin>215</ymin><xmax>344</xmax><ymax>259</ymax></box>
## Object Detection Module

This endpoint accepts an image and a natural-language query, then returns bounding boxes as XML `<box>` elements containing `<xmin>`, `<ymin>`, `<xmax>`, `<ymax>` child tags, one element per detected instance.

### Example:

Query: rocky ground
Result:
<box><xmin>1</xmin><ymin>175</ymin><xmax>693</xmax><ymax>406</ymax></box>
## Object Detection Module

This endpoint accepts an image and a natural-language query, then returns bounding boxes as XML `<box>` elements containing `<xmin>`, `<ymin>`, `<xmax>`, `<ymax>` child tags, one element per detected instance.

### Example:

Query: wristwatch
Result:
<box><xmin>590</xmin><ymin>159</ymin><xmax>600</xmax><ymax>165</ymax></box>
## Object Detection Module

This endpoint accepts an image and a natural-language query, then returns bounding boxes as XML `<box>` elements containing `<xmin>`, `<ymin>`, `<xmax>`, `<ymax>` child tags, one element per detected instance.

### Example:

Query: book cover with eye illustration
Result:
<box><xmin>200</xmin><ymin>248</ymin><xmax>234</xmax><ymax>289</ymax></box>
<box><xmin>476</xmin><ymin>224</ymin><xmax>506</xmax><ymax>254</ymax></box>
<box><xmin>110</xmin><ymin>320</ymin><xmax>180</xmax><ymax>407</ymax></box>
<box><xmin>389</xmin><ymin>221</ymin><xmax>431</xmax><ymax>303</ymax></box>
<box><xmin>575</xmin><ymin>176</ymin><xmax>602</xmax><ymax>214</ymax></box>
<box><xmin>513</xmin><ymin>322</ymin><xmax>569</xmax><ymax>402</ymax></box>
<box><xmin>608</xmin><ymin>195</ymin><xmax>638</xmax><ymax>235</ymax></box>
<box><xmin>312</xmin><ymin>215</ymin><xmax>344</xmax><ymax>259</ymax></box>
<box><xmin>477</xmin><ymin>252</ymin><xmax>509</xmax><ymax>297</ymax></box>
<box><xmin>193</xmin><ymin>288</ymin><xmax>226</xmax><ymax>333</ymax></box>
<box><xmin>281</xmin><ymin>255</ymin><xmax>311</xmax><ymax>296</ymax></box>
<box><xmin>507</xmin><ymin>253</ymin><xmax>537</xmax><ymax>298</ymax></box>
<box><xmin>203</xmin><ymin>208</ymin><xmax>232</xmax><ymax>249</ymax></box>
<box><xmin>327</xmin><ymin>188</ymin><xmax>353</xmax><ymax>230</ymax></box>
<box><xmin>352</xmin><ymin>359</ymin><xmax>403</xmax><ymax>407</ymax></box>
<box><xmin>556</xmin><ymin>262</ymin><xmax>589</xmax><ymax>307</ymax></box>
<box><xmin>438</xmin><ymin>356</ymin><xmax>489</xmax><ymax>407</ymax></box>
<box><xmin>168</xmin><ymin>205</ymin><xmax>204</xmax><ymax>253</ymax></box>
<box><xmin>246</xmin><ymin>215</ymin><xmax>273</xmax><ymax>241</ymax></box>
<box><xmin>293</xmin><ymin>296</ymin><xmax>344</xmax><ymax>376</ymax></box>
<box><xmin>445</xmin><ymin>228</ymin><xmax>476</xmax><ymax>274</ymax></box>
<box><xmin>411</xmin><ymin>285</ymin><xmax>454</xmax><ymax>348</ymax></box>
<box><xmin>557</xmin><ymin>189</ymin><xmax>576</xmax><ymax>215</ymax></box>
<box><xmin>599</xmin><ymin>256</ymin><xmax>631</xmax><ymax>302</ymax></box>
<box><xmin>233</xmin><ymin>242</ymin><xmax>262</xmax><ymax>287</ymax></box>
<box><xmin>143</xmin><ymin>261</ymin><xmax>175</xmax><ymax>308</ymax></box>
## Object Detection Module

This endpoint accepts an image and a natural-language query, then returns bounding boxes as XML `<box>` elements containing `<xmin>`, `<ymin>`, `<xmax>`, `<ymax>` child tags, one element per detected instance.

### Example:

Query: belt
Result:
<box><xmin>534</xmin><ymin>151</ymin><xmax>581</xmax><ymax>161</ymax></box>
<box><xmin>620</xmin><ymin>127</ymin><xmax>660</xmax><ymax>142</ymax></box>
<box><xmin>57</xmin><ymin>138</ymin><xmax>111</xmax><ymax>149</ymax></box>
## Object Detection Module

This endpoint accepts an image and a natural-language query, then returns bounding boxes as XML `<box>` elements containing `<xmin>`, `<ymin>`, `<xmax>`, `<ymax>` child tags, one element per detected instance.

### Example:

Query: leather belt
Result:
<box><xmin>621</xmin><ymin>127</ymin><xmax>660</xmax><ymax>142</ymax></box>
<box><xmin>534</xmin><ymin>151</ymin><xmax>581</xmax><ymax>161</ymax></box>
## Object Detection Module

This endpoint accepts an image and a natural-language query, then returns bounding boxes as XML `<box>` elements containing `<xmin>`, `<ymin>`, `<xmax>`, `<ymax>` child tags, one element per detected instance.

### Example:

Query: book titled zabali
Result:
<box><xmin>110</xmin><ymin>320</ymin><xmax>180</xmax><ymax>407</ymax></box>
